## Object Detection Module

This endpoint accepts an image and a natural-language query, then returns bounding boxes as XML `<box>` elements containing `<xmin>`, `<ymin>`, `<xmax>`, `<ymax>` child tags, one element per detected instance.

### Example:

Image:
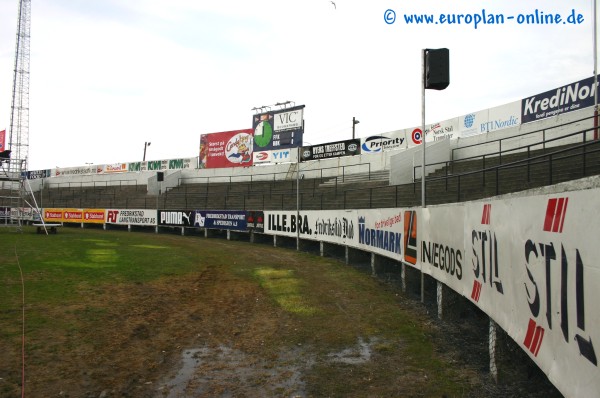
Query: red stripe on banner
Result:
<box><xmin>558</xmin><ymin>197</ymin><xmax>568</xmax><ymax>233</ymax></box>
<box><xmin>543</xmin><ymin>199</ymin><xmax>557</xmax><ymax>232</ymax></box>
<box><xmin>481</xmin><ymin>204</ymin><xmax>491</xmax><ymax>225</ymax></box>
<box><xmin>533</xmin><ymin>327</ymin><xmax>545</xmax><ymax>357</ymax></box>
<box><xmin>523</xmin><ymin>319</ymin><xmax>536</xmax><ymax>350</ymax></box>
<box><xmin>552</xmin><ymin>198</ymin><xmax>565</xmax><ymax>232</ymax></box>
<box><xmin>471</xmin><ymin>280</ymin><xmax>482</xmax><ymax>302</ymax></box>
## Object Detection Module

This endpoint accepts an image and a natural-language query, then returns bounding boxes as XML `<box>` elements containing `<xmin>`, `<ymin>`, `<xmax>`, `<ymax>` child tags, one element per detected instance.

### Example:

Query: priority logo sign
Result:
<box><xmin>543</xmin><ymin>197</ymin><xmax>568</xmax><ymax>233</ymax></box>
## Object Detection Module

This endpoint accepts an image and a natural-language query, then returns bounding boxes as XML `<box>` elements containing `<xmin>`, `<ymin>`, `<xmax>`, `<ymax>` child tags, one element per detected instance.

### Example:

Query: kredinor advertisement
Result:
<box><xmin>199</xmin><ymin>129</ymin><xmax>254</xmax><ymax>169</ymax></box>
<box><xmin>252</xmin><ymin>105</ymin><xmax>304</xmax><ymax>152</ymax></box>
<box><xmin>521</xmin><ymin>75</ymin><xmax>600</xmax><ymax>124</ymax></box>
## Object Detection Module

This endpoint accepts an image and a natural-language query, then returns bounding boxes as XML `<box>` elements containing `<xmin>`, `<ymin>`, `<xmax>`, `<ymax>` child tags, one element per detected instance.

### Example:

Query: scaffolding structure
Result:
<box><xmin>1</xmin><ymin>0</ymin><xmax>33</xmax><ymax>229</ymax></box>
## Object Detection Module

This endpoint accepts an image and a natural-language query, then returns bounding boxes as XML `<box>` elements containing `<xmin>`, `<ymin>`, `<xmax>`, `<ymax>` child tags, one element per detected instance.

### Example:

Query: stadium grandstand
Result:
<box><xmin>2</xmin><ymin>74</ymin><xmax>600</xmax><ymax>397</ymax></box>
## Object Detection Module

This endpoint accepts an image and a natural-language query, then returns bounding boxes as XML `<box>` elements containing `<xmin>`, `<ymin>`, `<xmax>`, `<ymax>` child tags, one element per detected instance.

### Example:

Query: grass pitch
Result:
<box><xmin>0</xmin><ymin>226</ymin><xmax>479</xmax><ymax>397</ymax></box>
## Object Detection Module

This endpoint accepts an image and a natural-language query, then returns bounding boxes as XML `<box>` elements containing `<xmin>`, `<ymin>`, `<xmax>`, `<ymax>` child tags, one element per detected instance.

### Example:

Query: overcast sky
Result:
<box><xmin>0</xmin><ymin>0</ymin><xmax>597</xmax><ymax>170</ymax></box>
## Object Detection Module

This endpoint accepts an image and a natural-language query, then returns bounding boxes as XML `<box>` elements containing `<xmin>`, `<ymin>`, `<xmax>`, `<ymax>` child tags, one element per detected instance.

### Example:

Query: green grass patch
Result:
<box><xmin>0</xmin><ymin>226</ymin><xmax>473</xmax><ymax>396</ymax></box>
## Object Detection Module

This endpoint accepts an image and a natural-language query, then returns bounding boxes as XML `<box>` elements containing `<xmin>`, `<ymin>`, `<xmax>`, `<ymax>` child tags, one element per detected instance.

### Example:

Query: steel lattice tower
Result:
<box><xmin>8</xmin><ymin>0</ymin><xmax>31</xmax><ymax>174</ymax></box>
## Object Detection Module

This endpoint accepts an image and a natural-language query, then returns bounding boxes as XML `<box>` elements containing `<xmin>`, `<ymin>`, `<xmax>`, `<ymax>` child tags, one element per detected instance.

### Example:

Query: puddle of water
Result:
<box><xmin>327</xmin><ymin>337</ymin><xmax>376</xmax><ymax>365</ymax></box>
<box><xmin>159</xmin><ymin>345</ymin><xmax>310</xmax><ymax>398</ymax></box>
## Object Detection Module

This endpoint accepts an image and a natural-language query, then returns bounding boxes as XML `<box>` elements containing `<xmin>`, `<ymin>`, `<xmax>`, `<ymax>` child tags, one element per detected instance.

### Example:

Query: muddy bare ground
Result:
<box><xmin>1</xmin><ymin>244</ymin><xmax>562</xmax><ymax>398</ymax></box>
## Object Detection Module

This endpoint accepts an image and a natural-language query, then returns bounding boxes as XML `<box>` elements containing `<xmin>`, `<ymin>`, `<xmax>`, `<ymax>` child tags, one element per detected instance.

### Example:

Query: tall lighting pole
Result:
<box><xmin>352</xmin><ymin>117</ymin><xmax>360</xmax><ymax>139</ymax></box>
<box><xmin>594</xmin><ymin>0</ymin><xmax>598</xmax><ymax>140</ymax></box>
<box><xmin>143</xmin><ymin>141</ymin><xmax>151</xmax><ymax>161</ymax></box>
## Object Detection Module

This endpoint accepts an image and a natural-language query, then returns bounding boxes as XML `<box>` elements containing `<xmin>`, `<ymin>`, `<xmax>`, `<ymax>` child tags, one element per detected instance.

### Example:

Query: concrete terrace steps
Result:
<box><xmin>319</xmin><ymin>170</ymin><xmax>390</xmax><ymax>188</ymax></box>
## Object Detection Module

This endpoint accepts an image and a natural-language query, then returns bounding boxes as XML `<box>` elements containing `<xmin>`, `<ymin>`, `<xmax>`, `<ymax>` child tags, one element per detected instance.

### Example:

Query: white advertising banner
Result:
<box><xmin>265</xmin><ymin>189</ymin><xmax>600</xmax><ymax>397</ymax></box>
<box><xmin>418</xmin><ymin>206</ymin><xmax>466</xmax><ymax>293</ymax></box>
<box><xmin>253</xmin><ymin>149</ymin><xmax>297</xmax><ymax>164</ymax></box>
<box><xmin>354</xmin><ymin>208</ymin><xmax>404</xmax><ymax>260</ymax></box>
<box><xmin>459</xmin><ymin>109</ymin><xmax>489</xmax><ymax>138</ymax></box>
<box><xmin>360</xmin><ymin>130</ymin><xmax>408</xmax><ymax>154</ymax></box>
<box><xmin>464</xmin><ymin>192</ymin><xmax>600</xmax><ymax>398</ymax></box>
<box><xmin>484</xmin><ymin>101</ymin><xmax>521</xmax><ymax>134</ymax></box>
<box><xmin>424</xmin><ymin>117</ymin><xmax>460</xmax><ymax>142</ymax></box>
<box><xmin>265</xmin><ymin>209</ymin><xmax>407</xmax><ymax>261</ymax></box>
<box><xmin>264</xmin><ymin>210</ymin><xmax>355</xmax><ymax>245</ymax></box>
<box><xmin>105</xmin><ymin>209</ymin><xmax>157</xmax><ymax>226</ymax></box>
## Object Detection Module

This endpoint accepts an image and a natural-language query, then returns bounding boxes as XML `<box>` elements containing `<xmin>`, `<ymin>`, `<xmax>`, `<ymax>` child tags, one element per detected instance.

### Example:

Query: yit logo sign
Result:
<box><xmin>471</xmin><ymin>203</ymin><xmax>504</xmax><ymax>304</ymax></box>
<box><xmin>543</xmin><ymin>197</ymin><xmax>568</xmax><ymax>233</ymax></box>
<box><xmin>523</xmin><ymin>196</ymin><xmax>597</xmax><ymax>365</ymax></box>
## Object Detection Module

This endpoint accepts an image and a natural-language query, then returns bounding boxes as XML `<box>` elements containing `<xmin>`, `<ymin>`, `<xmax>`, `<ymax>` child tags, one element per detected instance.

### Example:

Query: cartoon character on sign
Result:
<box><xmin>226</xmin><ymin>133</ymin><xmax>253</xmax><ymax>164</ymax></box>
<box><xmin>199</xmin><ymin>135</ymin><xmax>208</xmax><ymax>169</ymax></box>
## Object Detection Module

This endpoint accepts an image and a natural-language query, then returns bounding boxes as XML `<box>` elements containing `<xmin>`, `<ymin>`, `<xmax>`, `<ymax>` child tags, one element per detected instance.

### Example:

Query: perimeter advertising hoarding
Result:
<box><xmin>252</xmin><ymin>105</ymin><xmax>304</xmax><ymax>152</ymax></box>
<box><xmin>252</xmin><ymin>148</ymin><xmax>297</xmax><ymax>164</ymax></box>
<box><xmin>128</xmin><ymin>158</ymin><xmax>195</xmax><ymax>172</ymax></box>
<box><xmin>484</xmin><ymin>101</ymin><xmax>520</xmax><ymax>134</ymax></box>
<box><xmin>158</xmin><ymin>210</ymin><xmax>194</xmax><ymax>227</ymax></box>
<box><xmin>104</xmin><ymin>163</ymin><xmax>128</xmax><ymax>173</ymax></box>
<box><xmin>264</xmin><ymin>190</ymin><xmax>600</xmax><ymax>398</ymax></box>
<box><xmin>43</xmin><ymin>208</ymin><xmax>83</xmax><ymax>223</ymax></box>
<box><xmin>521</xmin><ymin>75</ymin><xmax>599</xmax><ymax>124</ymax></box>
<box><xmin>301</xmin><ymin>139</ymin><xmax>360</xmax><ymax>161</ymax></box>
<box><xmin>361</xmin><ymin>130</ymin><xmax>407</xmax><ymax>154</ymax></box>
<box><xmin>105</xmin><ymin>209</ymin><xmax>157</xmax><ymax>226</ymax></box>
<box><xmin>26</xmin><ymin>170</ymin><xmax>51</xmax><ymax>179</ymax></box>
<box><xmin>42</xmin><ymin>208</ymin><xmax>105</xmax><ymax>223</ymax></box>
<box><xmin>459</xmin><ymin>109</ymin><xmax>489</xmax><ymax>138</ymax></box>
<box><xmin>246</xmin><ymin>211</ymin><xmax>264</xmax><ymax>233</ymax></box>
<box><xmin>264</xmin><ymin>209</ymin><xmax>404</xmax><ymax>260</ymax></box>
<box><xmin>424</xmin><ymin>117</ymin><xmax>460</xmax><ymax>142</ymax></box>
<box><xmin>193</xmin><ymin>210</ymin><xmax>247</xmax><ymax>231</ymax></box>
<box><xmin>0</xmin><ymin>129</ymin><xmax>5</xmax><ymax>152</ymax></box>
<box><xmin>199</xmin><ymin>129</ymin><xmax>254</xmax><ymax>169</ymax></box>
<box><xmin>54</xmin><ymin>165</ymin><xmax>101</xmax><ymax>177</ymax></box>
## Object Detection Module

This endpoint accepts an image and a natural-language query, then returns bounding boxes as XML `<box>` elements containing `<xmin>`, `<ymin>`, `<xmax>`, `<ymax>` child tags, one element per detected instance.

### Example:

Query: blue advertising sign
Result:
<box><xmin>521</xmin><ymin>75</ymin><xmax>599</xmax><ymax>124</ymax></box>
<box><xmin>193</xmin><ymin>210</ymin><xmax>248</xmax><ymax>231</ymax></box>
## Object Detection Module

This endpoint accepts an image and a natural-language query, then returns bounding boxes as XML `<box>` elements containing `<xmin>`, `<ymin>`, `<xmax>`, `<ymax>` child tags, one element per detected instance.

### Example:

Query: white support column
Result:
<box><xmin>437</xmin><ymin>281</ymin><xmax>443</xmax><ymax>319</ymax></box>
<box><xmin>489</xmin><ymin>318</ymin><xmax>498</xmax><ymax>383</ymax></box>
<box><xmin>370</xmin><ymin>253</ymin><xmax>376</xmax><ymax>277</ymax></box>
<box><xmin>401</xmin><ymin>262</ymin><xmax>406</xmax><ymax>293</ymax></box>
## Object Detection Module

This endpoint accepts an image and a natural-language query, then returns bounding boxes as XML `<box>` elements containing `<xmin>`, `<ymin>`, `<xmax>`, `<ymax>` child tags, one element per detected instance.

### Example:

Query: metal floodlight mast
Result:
<box><xmin>9</xmin><ymin>0</ymin><xmax>32</xmax><ymax>174</ymax></box>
